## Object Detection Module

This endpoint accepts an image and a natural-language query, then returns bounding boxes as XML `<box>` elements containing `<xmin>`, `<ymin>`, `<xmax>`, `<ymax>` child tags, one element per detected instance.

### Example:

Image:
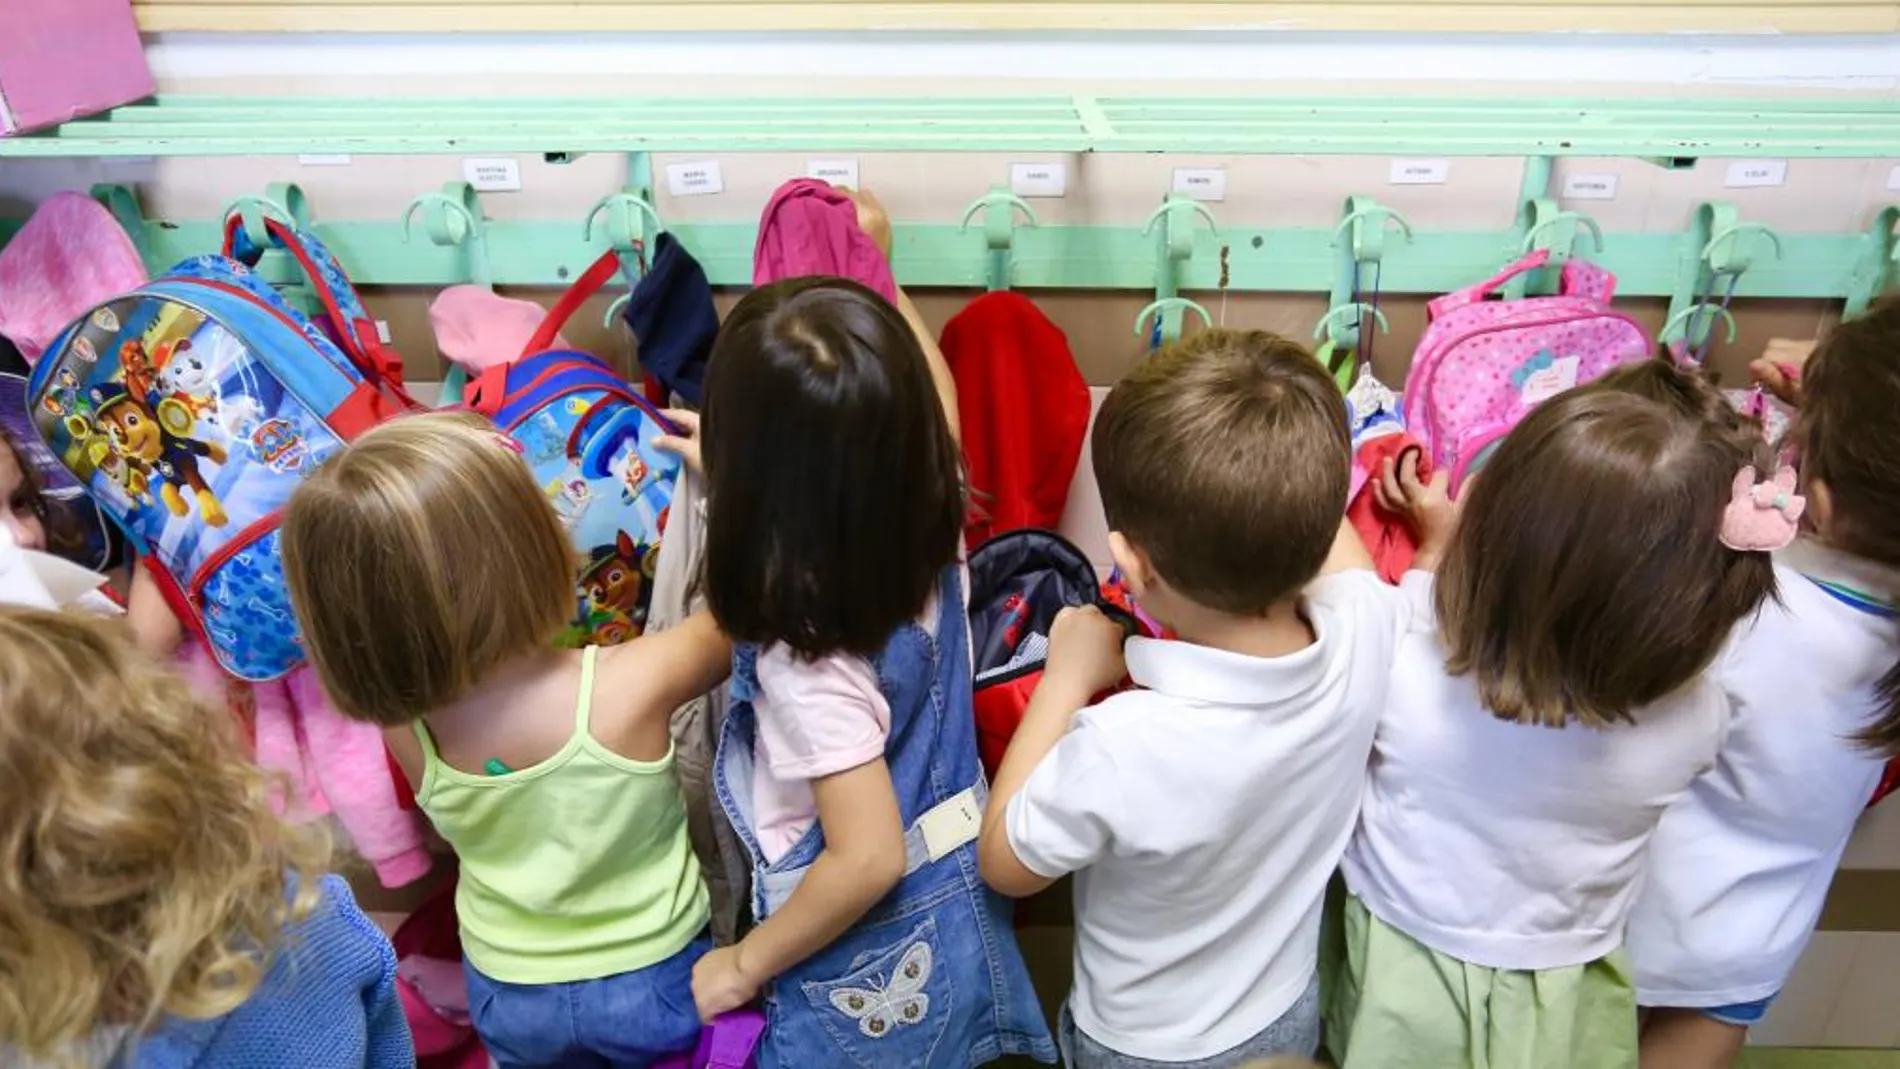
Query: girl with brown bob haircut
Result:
<box><xmin>282</xmin><ymin>411</ymin><xmax>732</xmax><ymax>1067</ymax></box>
<box><xmin>1631</xmin><ymin>297</ymin><xmax>1900</xmax><ymax>1069</ymax></box>
<box><xmin>0</xmin><ymin>608</ymin><xmax>410</xmax><ymax>1068</ymax></box>
<box><xmin>1327</xmin><ymin>368</ymin><xmax>1776</xmax><ymax>1069</ymax></box>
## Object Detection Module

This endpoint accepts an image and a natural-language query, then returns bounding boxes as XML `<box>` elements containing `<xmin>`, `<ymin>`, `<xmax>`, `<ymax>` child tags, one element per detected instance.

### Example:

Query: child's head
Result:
<box><xmin>0</xmin><ymin>608</ymin><xmax>326</xmax><ymax>1063</ymax></box>
<box><xmin>281</xmin><ymin>411</ymin><xmax>575</xmax><ymax>725</ymax></box>
<box><xmin>1435</xmin><ymin>382</ymin><xmax>1774</xmax><ymax>729</ymax></box>
<box><xmin>1796</xmin><ymin>295</ymin><xmax>1900</xmax><ymax>748</ymax></box>
<box><xmin>1093</xmin><ymin>328</ymin><xmax>1349</xmax><ymax>622</ymax></box>
<box><xmin>700</xmin><ymin>277</ymin><xmax>962</xmax><ymax>658</ymax></box>
<box><xmin>0</xmin><ymin>428</ymin><xmax>49</xmax><ymax>552</ymax></box>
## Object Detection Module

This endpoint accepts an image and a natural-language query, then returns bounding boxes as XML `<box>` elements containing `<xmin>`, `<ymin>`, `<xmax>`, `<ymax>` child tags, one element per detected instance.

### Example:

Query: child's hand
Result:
<box><xmin>654</xmin><ymin>409</ymin><xmax>703</xmax><ymax>476</ymax></box>
<box><xmin>692</xmin><ymin>945</ymin><xmax>762</xmax><ymax>1022</ymax></box>
<box><xmin>841</xmin><ymin>187</ymin><xmax>894</xmax><ymax>260</ymax></box>
<box><xmin>1748</xmin><ymin>338</ymin><xmax>1814</xmax><ymax>407</ymax></box>
<box><xmin>1042</xmin><ymin>606</ymin><xmax>1128</xmax><ymax>702</ymax></box>
<box><xmin>1375</xmin><ymin>449</ymin><xmax>1457</xmax><ymax>548</ymax></box>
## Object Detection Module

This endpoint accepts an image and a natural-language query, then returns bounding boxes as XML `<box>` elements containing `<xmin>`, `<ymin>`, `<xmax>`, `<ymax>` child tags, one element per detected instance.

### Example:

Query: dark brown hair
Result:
<box><xmin>701</xmin><ymin>277</ymin><xmax>963</xmax><ymax>658</ymax></box>
<box><xmin>281</xmin><ymin>412</ymin><xmax>576</xmax><ymax>725</ymax></box>
<box><xmin>1798</xmin><ymin>295</ymin><xmax>1900</xmax><ymax>752</ymax></box>
<box><xmin>1591</xmin><ymin>359</ymin><xmax>1769</xmax><ymax>465</ymax></box>
<box><xmin>1093</xmin><ymin>329</ymin><xmax>1348</xmax><ymax>614</ymax></box>
<box><xmin>1436</xmin><ymin>386</ymin><xmax>1775</xmax><ymax>729</ymax></box>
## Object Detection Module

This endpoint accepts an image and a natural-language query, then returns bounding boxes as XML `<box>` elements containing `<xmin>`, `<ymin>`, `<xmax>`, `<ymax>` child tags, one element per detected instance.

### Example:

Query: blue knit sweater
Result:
<box><xmin>124</xmin><ymin>874</ymin><xmax>414</xmax><ymax>1068</ymax></box>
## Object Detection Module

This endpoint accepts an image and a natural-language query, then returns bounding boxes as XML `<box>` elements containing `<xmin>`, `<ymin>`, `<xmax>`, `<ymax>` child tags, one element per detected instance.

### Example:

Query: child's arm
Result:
<box><xmin>627</xmin><ymin>609</ymin><xmax>733</xmax><ymax>715</ymax></box>
<box><xmin>124</xmin><ymin>563</ymin><xmax>184</xmax><ymax>659</ymax></box>
<box><xmin>1319</xmin><ymin>517</ymin><xmax>1376</xmax><ymax>576</ymax></box>
<box><xmin>845</xmin><ymin>187</ymin><xmax>961</xmax><ymax>446</ymax></box>
<box><xmin>978</xmin><ymin>606</ymin><xmax>1128</xmax><ymax>898</ymax></box>
<box><xmin>1749</xmin><ymin>337</ymin><xmax>1813</xmax><ymax>407</ymax></box>
<box><xmin>693</xmin><ymin>758</ymin><xmax>906</xmax><ymax>1019</ymax></box>
<box><xmin>1374</xmin><ymin>450</ymin><xmax>1457</xmax><ymax>573</ymax></box>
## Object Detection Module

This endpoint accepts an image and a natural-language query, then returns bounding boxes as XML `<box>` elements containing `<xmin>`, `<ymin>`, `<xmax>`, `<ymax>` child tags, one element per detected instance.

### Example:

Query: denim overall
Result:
<box><xmin>714</xmin><ymin>568</ymin><xmax>1057</xmax><ymax>1068</ymax></box>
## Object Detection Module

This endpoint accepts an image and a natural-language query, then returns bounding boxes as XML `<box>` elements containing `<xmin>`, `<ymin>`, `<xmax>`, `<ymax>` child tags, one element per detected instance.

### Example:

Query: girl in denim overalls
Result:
<box><xmin>674</xmin><ymin>251</ymin><xmax>1055</xmax><ymax>1068</ymax></box>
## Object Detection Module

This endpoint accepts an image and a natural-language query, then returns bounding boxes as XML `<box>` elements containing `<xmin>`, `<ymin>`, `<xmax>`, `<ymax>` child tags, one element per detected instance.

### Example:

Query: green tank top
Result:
<box><xmin>413</xmin><ymin>646</ymin><xmax>709</xmax><ymax>984</ymax></box>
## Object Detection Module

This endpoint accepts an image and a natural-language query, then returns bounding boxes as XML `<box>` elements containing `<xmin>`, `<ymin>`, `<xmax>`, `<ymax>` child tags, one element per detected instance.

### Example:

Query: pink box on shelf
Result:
<box><xmin>0</xmin><ymin>0</ymin><xmax>154</xmax><ymax>135</ymax></box>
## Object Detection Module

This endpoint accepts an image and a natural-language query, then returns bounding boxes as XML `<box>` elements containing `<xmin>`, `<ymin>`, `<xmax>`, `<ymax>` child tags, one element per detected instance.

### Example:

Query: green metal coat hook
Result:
<box><xmin>1661</xmin><ymin>303</ymin><xmax>1739</xmax><ymax>348</ymax></box>
<box><xmin>1334</xmin><ymin>198</ymin><xmax>1414</xmax><ymax>264</ymax></box>
<box><xmin>959</xmin><ymin>187</ymin><xmax>1038</xmax><ymax>291</ymax></box>
<box><xmin>1520</xmin><ymin>211</ymin><xmax>1606</xmax><ymax>258</ymax></box>
<box><xmin>401</xmin><ymin>181</ymin><xmax>491</xmax><ymax>289</ymax></box>
<box><xmin>89</xmin><ymin>183</ymin><xmax>150</xmax><ymax>269</ymax></box>
<box><xmin>1844</xmin><ymin>206</ymin><xmax>1899</xmax><ymax>320</ymax></box>
<box><xmin>1314</xmin><ymin>302</ymin><xmax>1392</xmax><ymax>345</ymax></box>
<box><xmin>585</xmin><ymin>191</ymin><xmax>663</xmax><ymax>253</ymax></box>
<box><xmin>1142</xmin><ymin>196</ymin><xmax>1220</xmax><ymax>262</ymax></box>
<box><xmin>1703</xmin><ymin>222</ymin><xmax>1786</xmax><ymax>276</ymax></box>
<box><xmin>1134</xmin><ymin>297</ymin><xmax>1213</xmax><ymax>341</ymax></box>
<box><xmin>223</xmin><ymin>182</ymin><xmax>311</xmax><ymax>247</ymax></box>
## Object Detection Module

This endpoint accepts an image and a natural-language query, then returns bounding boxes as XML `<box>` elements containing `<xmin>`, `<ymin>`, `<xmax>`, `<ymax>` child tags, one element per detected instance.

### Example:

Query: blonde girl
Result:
<box><xmin>282</xmin><ymin>411</ymin><xmax>731</xmax><ymax>1069</ymax></box>
<box><xmin>1326</xmin><ymin>369</ymin><xmax>1776</xmax><ymax>1069</ymax></box>
<box><xmin>1630</xmin><ymin>299</ymin><xmax>1900</xmax><ymax>1069</ymax></box>
<box><xmin>0</xmin><ymin>608</ymin><xmax>409</xmax><ymax>1068</ymax></box>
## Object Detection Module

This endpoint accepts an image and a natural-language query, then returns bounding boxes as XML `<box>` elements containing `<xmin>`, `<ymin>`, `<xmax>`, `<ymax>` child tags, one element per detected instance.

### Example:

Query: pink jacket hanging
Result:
<box><xmin>0</xmin><ymin>191</ymin><xmax>146</xmax><ymax>361</ymax></box>
<box><xmin>752</xmin><ymin>179</ymin><xmax>899</xmax><ymax>304</ymax></box>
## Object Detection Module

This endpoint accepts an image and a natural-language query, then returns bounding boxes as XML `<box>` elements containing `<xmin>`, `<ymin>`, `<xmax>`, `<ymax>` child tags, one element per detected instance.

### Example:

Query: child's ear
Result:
<box><xmin>1107</xmin><ymin>532</ymin><xmax>1153</xmax><ymax>596</ymax></box>
<box><xmin>1806</xmin><ymin>478</ymin><xmax>1834</xmax><ymax>538</ymax></box>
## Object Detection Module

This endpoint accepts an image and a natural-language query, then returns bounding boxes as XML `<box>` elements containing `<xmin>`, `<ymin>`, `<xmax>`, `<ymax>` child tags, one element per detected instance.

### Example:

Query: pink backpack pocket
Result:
<box><xmin>1405</xmin><ymin>250</ymin><xmax>1651</xmax><ymax>493</ymax></box>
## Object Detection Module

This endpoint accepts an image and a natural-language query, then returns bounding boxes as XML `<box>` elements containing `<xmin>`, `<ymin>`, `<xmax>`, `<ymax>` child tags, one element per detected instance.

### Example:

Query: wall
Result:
<box><xmin>5</xmin><ymin>26</ymin><xmax>1900</xmax><ymax>1050</ymax></box>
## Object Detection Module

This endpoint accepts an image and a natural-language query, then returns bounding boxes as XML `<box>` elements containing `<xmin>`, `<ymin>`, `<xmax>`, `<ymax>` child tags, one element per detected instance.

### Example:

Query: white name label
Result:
<box><xmin>665</xmin><ymin>161</ymin><xmax>726</xmax><ymax>197</ymax></box>
<box><xmin>1725</xmin><ymin>159</ymin><xmax>1788</xmax><ymax>189</ymax></box>
<box><xmin>1010</xmin><ymin>162</ymin><xmax>1068</xmax><ymax>198</ymax></box>
<box><xmin>462</xmin><ymin>158</ymin><xmax>522</xmax><ymax>193</ymax></box>
<box><xmin>1389</xmin><ymin>158</ymin><xmax>1450</xmax><ymax>185</ymax></box>
<box><xmin>1171</xmin><ymin>167</ymin><xmax>1228</xmax><ymax>202</ymax></box>
<box><xmin>298</xmin><ymin>153</ymin><xmax>354</xmax><ymax>167</ymax></box>
<box><xmin>806</xmin><ymin>159</ymin><xmax>860</xmax><ymax>188</ymax></box>
<box><xmin>1562</xmin><ymin>173</ymin><xmax>1620</xmax><ymax>201</ymax></box>
<box><xmin>1887</xmin><ymin>164</ymin><xmax>1900</xmax><ymax>191</ymax></box>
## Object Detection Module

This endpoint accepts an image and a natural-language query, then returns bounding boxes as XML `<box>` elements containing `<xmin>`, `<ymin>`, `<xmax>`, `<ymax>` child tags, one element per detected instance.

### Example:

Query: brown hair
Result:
<box><xmin>1591</xmin><ymin>359</ymin><xmax>1769</xmax><ymax>464</ymax></box>
<box><xmin>1798</xmin><ymin>295</ymin><xmax>1900</xmax><ymax>752</ymax></box>
<box><xmin>0</xmin><ymin>608</ymin><xmax>328</xmax><ymax>1067</ymax></box>
<box><xmin>281</xmin><ymin>411</ymin><xmax>575</xmax><ymax>725</ymax></box>
<box><xmin>1093</xmin><ymin>328</ymin><xmax>1349</xmax><ymax>614</ymax></box>
<box><xmin>1436</xmin><ymin>385</ymin><xmax>1775</xmax><ymax>729</ymax></box>
<box><xmin>702</xmin><ymin>278</ymin><xmax>963</xmax><ymax>658</ymax></box>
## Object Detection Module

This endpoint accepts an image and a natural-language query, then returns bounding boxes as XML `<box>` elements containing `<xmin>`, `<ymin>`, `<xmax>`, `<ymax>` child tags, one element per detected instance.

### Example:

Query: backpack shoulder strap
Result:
<box><xmin>222</xmin><ymin>217</ymin><xmax>408</xmax><ymax>392</ymax></box>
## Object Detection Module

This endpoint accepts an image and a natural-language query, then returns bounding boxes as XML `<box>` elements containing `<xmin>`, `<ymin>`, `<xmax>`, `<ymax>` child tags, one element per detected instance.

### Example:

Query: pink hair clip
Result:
<box><xmin>489</xmin><ymin>432</ymin><xmax>524</xmax><ymax>456</ymax></box>
<box><xmin>1719</xmin><ymin>466</ymin><xmax>1804</xmax><ymax>552</ymax></box>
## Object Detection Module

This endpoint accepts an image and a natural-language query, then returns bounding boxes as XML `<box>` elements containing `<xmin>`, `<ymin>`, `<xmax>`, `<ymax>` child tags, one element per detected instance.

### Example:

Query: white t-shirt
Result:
<box><xmin>1004</xmin><ymin>570</ymin><xmax>1404</xmax><ymax>1062</ymax></box>
<box><xmin>1342</xmin><ymin>572</ymin><xmax>1728</xmax><ymax>972</ymax></box>
<box><xmin>1628</xmin><ymin>540</ymin><xmax>1900</xmax><ymax>1007</ymax></box>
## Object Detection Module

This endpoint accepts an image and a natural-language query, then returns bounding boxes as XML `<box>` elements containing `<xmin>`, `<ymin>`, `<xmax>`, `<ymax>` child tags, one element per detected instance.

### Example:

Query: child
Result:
<box><xmin>0</xmin><ymin>607</ymin><xmax>411</xmax><ymax>1068</ymax></box>
<box><xmin>1327</xmin><ymin>370</ymin><xmax>1777</xmax><ymax>1069</ymax></box>
<box><xmin>1629</xmin><ymin>301</ymin><xmax>1900</xmax><ymax>1069</ymax></box>
<box><xmin>979</xmin><ymin>329</ymin><xmax>1407</xmax><ymax>1067</ymax></box>
<box><xmin>280</xmin><ymin>411</ymin><xmax>731</xmax><ymax>1069</ymax></box>
<box><xmin>680</xmin><ymin>273</ymin><xmax>1055</xmax><ymax>1067</ymax></box>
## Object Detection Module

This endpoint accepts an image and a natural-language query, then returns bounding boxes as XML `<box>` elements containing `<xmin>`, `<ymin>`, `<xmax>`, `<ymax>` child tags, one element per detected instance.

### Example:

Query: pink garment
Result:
<box><xmin>428</xmin><ymin>286</ymin><xmax>570</xmax><ymax>373</ymax></box>
<box><xmin>0</xmin><ymin>192</ymin><xmax>147</xmax><ymax>361</ymax></box>
<box><xmin>752</xmin><ymin>179</ymin><xmax>899</xmax><ymax>304</ymax></box>
<box><xmin>752</xmin><ymin>647</ymin><xmax>891</xmax><ymax>863</ymax></box>
<box><xmin>177</xmin><ymin>640</ymin><xmax>433</xmax><ymax>887</ymax></box>
<box><xmin>0</xmin><ymin>0</ymin><xmax>152</xmax><ymax>135</ymax></box>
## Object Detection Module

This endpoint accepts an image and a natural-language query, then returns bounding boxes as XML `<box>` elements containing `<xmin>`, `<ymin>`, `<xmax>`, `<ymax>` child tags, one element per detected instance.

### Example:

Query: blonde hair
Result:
<box><xmin>0</xmin><ymin>608</ymin><xmax>328</xmax><ymax>1067</ymax></box>
<box><xmin>282</xmin><ymin>411</ymin><xmax>574</xmax><ymax>725</ymax></box>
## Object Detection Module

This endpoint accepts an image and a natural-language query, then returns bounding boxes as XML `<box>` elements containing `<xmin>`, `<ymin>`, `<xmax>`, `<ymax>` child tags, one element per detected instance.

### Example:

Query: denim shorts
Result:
<box><xmin>1057</xmin><ymin>975</ymin><xmax>1321</xmax><ymax>1069</ymax></box>
<box><xmin>465</xmin><ymin>933</ymin><xmax>711</xmax><ymax>1069</ymax></box>
<box><xmin>1703</xmin><ymin>993</ymin><xmax>1777</xmax><ymax>1028</ymax></box>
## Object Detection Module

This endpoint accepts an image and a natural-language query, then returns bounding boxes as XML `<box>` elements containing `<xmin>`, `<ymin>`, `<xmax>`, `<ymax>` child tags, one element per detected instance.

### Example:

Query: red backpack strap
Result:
<box><xmin>525</xmin><ymin>250</ymin><xmax>624</xmax><ymax>358</ymax></box>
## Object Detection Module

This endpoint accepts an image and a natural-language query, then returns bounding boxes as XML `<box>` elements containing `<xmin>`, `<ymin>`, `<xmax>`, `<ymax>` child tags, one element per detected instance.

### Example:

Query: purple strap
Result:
<box><xmin>653</xmin><ymin>1010</ymin><xmax>767</xmax><ymax>1069</ymax></box>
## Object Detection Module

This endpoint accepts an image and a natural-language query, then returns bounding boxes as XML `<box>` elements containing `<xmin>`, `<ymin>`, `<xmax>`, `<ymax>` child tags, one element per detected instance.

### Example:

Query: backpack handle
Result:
<box><xmin>1429</xmin><ymin>248</ymin><xmax>1618</xmax><ymax>319</ymax></box>
<box><xmin>222</xmin><ymin>216</ymin><xmax>411</xmax><ymax>395</ymax></box>
<box><xmin>525</xmin><ymin>250</ymin><xmax>624</xmax><ymax>358</ymax></box>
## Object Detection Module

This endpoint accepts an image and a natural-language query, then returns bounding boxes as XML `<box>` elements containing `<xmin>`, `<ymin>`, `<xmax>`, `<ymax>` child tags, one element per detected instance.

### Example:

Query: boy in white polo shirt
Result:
<box><xmin>976</xmin><ymin>329</ymin><xmax>1403</xmax><ymax>1068</ymax></box>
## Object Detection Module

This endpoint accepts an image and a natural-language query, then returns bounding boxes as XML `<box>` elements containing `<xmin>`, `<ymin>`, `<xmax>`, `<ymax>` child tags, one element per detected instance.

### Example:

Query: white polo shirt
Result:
<box><xmin>1342</xmin><ymin>572</ymin><xmax>1728</xmax><ymax>971</ymax></box>
<box><xmin>1004</xmin><ymin>570</ymin><xmax>1403</xmax><ymax>1062</ymax></box>
<box><xmin>1628</xmin><ymin>540</ymin><xmax>1900</xmax><ymax>1007</ymax></box>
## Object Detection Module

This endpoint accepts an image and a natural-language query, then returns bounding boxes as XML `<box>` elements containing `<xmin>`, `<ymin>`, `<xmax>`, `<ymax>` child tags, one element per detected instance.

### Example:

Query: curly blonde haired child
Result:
<box><xmin>0</xmin><ymin>608</ymin><xmax>410</xmax><ymax>1068</ymax></box>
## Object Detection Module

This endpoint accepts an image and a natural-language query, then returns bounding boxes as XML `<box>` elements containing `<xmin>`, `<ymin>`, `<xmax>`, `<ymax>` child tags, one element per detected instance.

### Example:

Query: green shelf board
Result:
<box><xmin>5</xmin><ymin>94</ymin><xmax>1900</xmax><ymax>158</ymax></box>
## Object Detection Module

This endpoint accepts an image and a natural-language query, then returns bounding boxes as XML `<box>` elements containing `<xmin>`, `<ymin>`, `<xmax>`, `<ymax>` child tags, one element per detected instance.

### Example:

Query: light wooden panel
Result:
<box><xmin>133</xmin><ymin>1</ymin><xmax>1900</xmax><ymax>34</ymax></box>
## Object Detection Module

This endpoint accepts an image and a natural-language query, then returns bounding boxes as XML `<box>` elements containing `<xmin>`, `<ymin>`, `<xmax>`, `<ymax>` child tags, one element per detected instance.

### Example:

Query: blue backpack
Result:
<box><xmin>26</xmin><ymin>217</ymin><xmax>417</xmax><ymax>680</ymax></box>
<box><xmin>465</xmin><ymin>250</ymin><xmax>681</xmax><ymax>647</ymax></box>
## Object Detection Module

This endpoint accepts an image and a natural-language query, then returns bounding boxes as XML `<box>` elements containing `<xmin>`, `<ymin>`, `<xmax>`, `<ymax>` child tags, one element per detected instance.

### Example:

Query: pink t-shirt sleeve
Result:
<box><xmin>754</xmin><ymin>647</ymin><xmax>892</xmax><ymax>780</ymax></box>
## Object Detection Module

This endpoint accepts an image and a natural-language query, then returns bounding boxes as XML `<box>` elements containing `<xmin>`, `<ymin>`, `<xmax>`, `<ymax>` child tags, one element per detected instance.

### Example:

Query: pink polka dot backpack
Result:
<box><xmin>1402</xmin><ymin>248</ymin><xmax>1652</xmax><ymax>494</ymax></box>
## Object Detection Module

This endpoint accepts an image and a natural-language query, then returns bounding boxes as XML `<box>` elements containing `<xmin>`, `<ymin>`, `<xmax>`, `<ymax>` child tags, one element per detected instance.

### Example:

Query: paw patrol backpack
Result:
<box><xmin>1404</xmin><ymin>248</ymin><xmax>1651</xmax><ymax>495</ymax></box>
<box><xmin>464</xmin><ymin>250</ymin><xmax>680</xmax><ymax>647</ymax></box>
<box><xmin>26</xmin><ymin>216</ymin><xmax>417</xmax><ymax>680</ymax></box>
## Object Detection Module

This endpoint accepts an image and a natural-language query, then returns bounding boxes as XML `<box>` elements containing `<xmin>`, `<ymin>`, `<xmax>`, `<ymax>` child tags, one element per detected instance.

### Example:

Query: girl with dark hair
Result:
<box><xmin>673</xmin><ymin>191</ymin><xmax>1055</xmax><ymax>1067</ymax></box>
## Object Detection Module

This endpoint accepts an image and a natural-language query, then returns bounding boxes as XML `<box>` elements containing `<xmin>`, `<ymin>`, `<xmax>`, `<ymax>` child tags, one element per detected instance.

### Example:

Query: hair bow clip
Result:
<box><xmin>1719</xmin><ymin>466</ymin><xmax>1804</xmax><ymax>552</ymax></box>
<box><xmin>489</xmin><ymin>432</ymin><xmax>524</xmax><ymax>456</ymax></box>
